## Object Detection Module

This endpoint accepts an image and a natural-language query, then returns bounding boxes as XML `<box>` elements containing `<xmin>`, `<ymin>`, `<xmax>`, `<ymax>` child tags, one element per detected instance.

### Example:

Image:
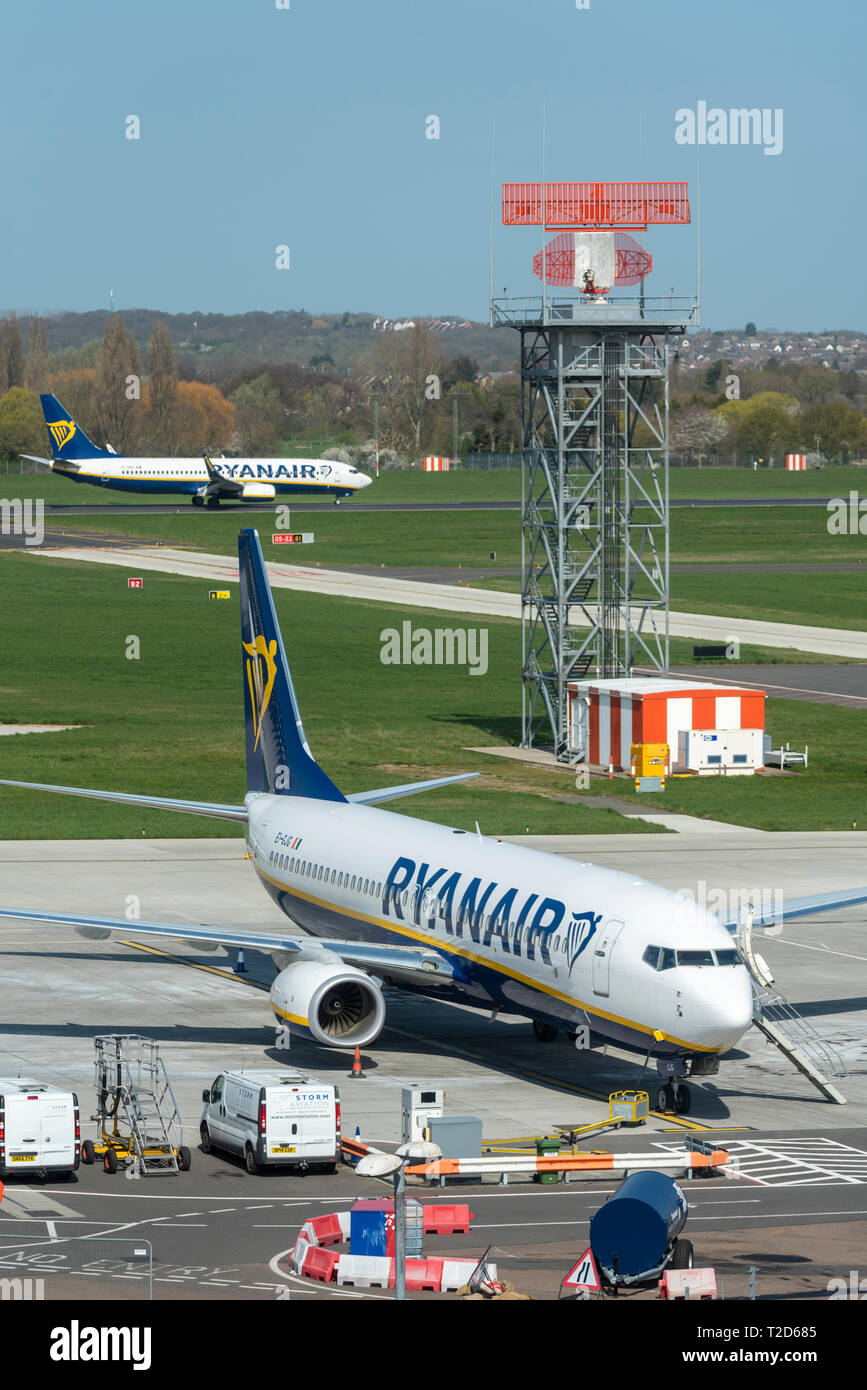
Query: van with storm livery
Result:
<box><xmin>200</xmin><ymin>1069</ymin><xmax>340</xmax><ymax>1174</ymax></box>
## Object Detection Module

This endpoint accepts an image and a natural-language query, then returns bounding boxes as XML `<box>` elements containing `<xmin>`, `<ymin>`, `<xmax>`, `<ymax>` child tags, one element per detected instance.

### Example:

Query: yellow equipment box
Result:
<box><xmin>630</xmin><ymin>742</ymin><xmax>669</xmax><ymax>778</ymax></box>
<box><xmin>608</xmin><ymin>1090</ymin><xmax>650</xmax><ymax>1124</ymax></box>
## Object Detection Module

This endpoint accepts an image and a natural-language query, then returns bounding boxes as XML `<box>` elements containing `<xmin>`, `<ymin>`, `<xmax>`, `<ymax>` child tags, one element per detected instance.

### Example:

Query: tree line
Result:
<box><xmin>1</xmin><ymin>311</ymin><xmax>865</xmax><ymax>466</ymax></box>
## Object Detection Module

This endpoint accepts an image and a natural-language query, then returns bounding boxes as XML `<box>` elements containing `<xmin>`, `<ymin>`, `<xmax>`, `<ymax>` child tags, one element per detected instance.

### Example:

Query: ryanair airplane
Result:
<box><xmin>1</xmin><ymin>531</ymin><xmax>864</xmax><ymax>1114</ymax></box>
<box><xmin>24</xmin><ymin>394</ymin><xmax>371</xmax><ymax>506</ymax></box>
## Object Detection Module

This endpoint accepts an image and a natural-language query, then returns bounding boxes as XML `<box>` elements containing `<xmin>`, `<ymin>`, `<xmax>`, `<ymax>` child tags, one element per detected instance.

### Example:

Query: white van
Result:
<box><xmin>0</xmin><ymin>1078</ymin><xmax>80</xmax><ymax>1179</ymax></box>
<box><xmin>200</xmin><ymin>1069</ymin><xmax>341</xmax><ymax>1174</ymax></box>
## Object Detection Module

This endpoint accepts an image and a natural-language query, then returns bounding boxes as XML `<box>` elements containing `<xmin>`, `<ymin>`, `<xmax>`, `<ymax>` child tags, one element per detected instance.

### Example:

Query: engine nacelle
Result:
<box><xmin>270</xmin><ymin>959</ymin><xmax>385</xmax><ymax>1047</ymax></box>
<box><xmin>240</xmin><ymin>482</ymin><xmax>276</xmax><ymax>500</ymax></box>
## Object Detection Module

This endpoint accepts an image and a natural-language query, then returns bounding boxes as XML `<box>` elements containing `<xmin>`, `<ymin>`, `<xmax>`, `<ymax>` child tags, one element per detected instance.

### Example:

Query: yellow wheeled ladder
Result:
<box><xmin>82</xmin><ymin>1035</ymin><xmax>191</xmax><ymax>1175</ymax></box>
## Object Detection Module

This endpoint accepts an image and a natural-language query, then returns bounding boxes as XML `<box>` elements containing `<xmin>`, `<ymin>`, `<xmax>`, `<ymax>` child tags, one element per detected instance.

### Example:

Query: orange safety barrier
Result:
<box><xmin>303</xmin><ymin>1247</ymin><xmax>339</xmax><ymax>1284</ymax></box>
<box><xmin>405</xmin><ymin>1149</ymin><xmax>728</xmax><ymax>1177</ymax></box>
<box><xmin>422</xmin><ymin>1204</ymin><xmax>473</xmax><ymax>1234</ymax></box>
<box><xmin>340</xmin><ymin>1137</ymin><xmax>370</xmax><ymax>1164</ymax></box>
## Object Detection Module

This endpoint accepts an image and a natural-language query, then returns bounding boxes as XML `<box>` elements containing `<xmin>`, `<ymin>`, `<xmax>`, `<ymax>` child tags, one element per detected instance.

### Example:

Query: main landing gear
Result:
<box><xmin>656</xmin><ymin>1081</ymin><xmax>692</xmax><ymax>1115</ymax></box>
<box><xmin>532</xmin><ymin>1020</ymin><xmax>559</xmax><ymax>1042</ymax></box>
<box><xmin>191</xmin><ymin>495</ymin><xmax>204</xmax><ymax>507</ymax></box>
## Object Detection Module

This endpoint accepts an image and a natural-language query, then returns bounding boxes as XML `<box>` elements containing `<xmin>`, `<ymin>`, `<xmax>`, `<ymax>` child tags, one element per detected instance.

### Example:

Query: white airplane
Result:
<box><xmin>1</xmin><ymin>530</ymin><xmax>864</xmax><ymax>1115</ymax></box>
<box><xmin>23</xmin><ymin>394</ymin><xmax>371</xmax><ymax>506</ymax></box>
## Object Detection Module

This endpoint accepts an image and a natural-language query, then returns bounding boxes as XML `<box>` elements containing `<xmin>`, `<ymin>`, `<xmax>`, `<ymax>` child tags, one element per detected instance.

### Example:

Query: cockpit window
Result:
<box><xmin>659</xmin><ymin>947</ymin><xmax>676</xmax><ymax>971</ymax></box>
<box><xmin>715</xmin><ymin>948</ymin><xmax>742</xmax><ymax>966</ymax></box>
<box><xmin>642</xmin><ymin>945</ymin><xmax>660</xmax><ymax>969</ymax></box>
<box><xmin>676</xmin><ymin>950</ymin><xmax>715</xmax><ymax>967</ymax></box>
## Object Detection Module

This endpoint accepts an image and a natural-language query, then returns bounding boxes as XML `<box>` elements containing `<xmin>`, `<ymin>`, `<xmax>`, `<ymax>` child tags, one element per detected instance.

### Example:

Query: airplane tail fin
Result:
<box><xmin>40</xmin><ymin>393</ymin><xmax>112</xmax><ymax>461</ymax></box>
<box><xmin>238</xmin><ymin>528</ymin><xmax>346</xmax><ymax>802</ymax></box>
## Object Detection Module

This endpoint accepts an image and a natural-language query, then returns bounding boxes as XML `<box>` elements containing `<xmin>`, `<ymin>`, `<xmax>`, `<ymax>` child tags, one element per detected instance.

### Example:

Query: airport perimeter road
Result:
<box><xmin>659</xmin><ymin>664</ymin><xmax>867</xmax><ymax>708</ymax></box>
<box><xmin>1</xmin><ymin>1135</ymin><xmax>865</xmax><ymax>1301</ymax></box>
<box><xmin>24</xmin><ymin>544</ymin><xmax>867</xmax><ymax>658</ymax></box>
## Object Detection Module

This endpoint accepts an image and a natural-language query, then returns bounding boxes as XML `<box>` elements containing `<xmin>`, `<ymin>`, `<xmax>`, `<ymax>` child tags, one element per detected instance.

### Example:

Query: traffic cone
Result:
<box><xmin>348</xmin><ymin>1046</ymin><xmax>366</xmax><ymax>1079</ymax></box>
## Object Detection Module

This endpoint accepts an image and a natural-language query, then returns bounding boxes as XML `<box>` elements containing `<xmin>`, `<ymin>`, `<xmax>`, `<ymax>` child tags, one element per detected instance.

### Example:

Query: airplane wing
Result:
<box><xmin>0</xmin><ymin>905</ymin><xmax>457</xmax><ymax>988</ymax></box>
<box><xmin>347</xmin><ymin>772</ymin><xmax>480</xmax><ymax>805</ymax></box>
<box><xmin>0</xmin><ymin>778</ymin><xmax>247</xmax><ymax>822</ymax></box>
<box><xmin>721</xmin><ymin>887</ymin><xmax>867</xmax><ymax>932</ymax></box>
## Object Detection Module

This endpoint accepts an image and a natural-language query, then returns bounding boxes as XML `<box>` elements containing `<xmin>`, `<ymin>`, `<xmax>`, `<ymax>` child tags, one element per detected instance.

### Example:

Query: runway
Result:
<box><xmin>657</xmin><ymin>664</ymin><xmax>867</xmax><ymax>708</ymax></box>
<box><xmin>33</xmin><ymin>494</ymin><xmax>849</xmax><ymax>517</ymax></box>
<box><xmin>22</xmin><ymin>542</ymin><xmax>867</xmax><ymax>659</ymax></box>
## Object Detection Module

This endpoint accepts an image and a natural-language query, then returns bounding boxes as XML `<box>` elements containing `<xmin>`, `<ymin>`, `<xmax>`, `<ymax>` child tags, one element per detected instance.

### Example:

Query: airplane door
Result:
<box><xmin>592</xmin><ymin>918</ymin><xmax>625</xmax><ymax>997</ymax></box>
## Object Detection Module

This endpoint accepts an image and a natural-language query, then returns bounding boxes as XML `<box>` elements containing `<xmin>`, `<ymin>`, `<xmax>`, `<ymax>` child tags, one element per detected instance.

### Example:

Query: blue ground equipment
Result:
<box><xmin>589</xmin><ymin>1170</ymin><xmax>691</xmax><ymax>1287</ymax></box>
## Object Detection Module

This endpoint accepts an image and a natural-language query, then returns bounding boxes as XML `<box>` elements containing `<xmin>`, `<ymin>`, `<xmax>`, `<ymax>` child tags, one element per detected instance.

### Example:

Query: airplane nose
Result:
<box><xmin>691</xmin><ymin>971</ymin><xmax>754</xmax><ymax>1048</ymax></box>
<box><xmin>360</xmin><ymin>473</ymin><xmax>373</xmax><ymax>488</ymax></box>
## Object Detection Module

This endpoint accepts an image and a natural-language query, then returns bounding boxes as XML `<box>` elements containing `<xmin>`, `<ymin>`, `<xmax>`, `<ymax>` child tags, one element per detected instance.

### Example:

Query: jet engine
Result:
<box><xmin>270</xmin><ymin>957</ymin><xmax>385</xmax><ymax>1047</ymax></box>
<box><xmin>239</xmin><ymin>482</ymin><xmax>276</xmax><ymax>500</ymax></box>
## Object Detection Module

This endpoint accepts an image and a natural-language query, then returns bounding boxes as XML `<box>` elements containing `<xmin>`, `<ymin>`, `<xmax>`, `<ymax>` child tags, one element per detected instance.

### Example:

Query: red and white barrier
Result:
<box><xmin>299</xmin><ymin>1212</ymin><xmax>351</xmax><ymax>1247</ymax></box>
<box><xmin>290</xmin><ymin>1237</ymin><xmax>311</xmax><ymax>1275</ymax></box>
<box><xmin>422</xmin><ymin>1203</ymin><xmax>473</xmax><ymax>1234</ymax></box>
<box><xmin>304</xmin><ymin>1246</ymin><xmax>340</xmax><ymax>1283</ymax></box>
<box><xmin>659</xmin><ymin>1267</ymin><xmax>717</xmax><ymax>1300</ymax></box>
<box><xmin>441</xmin><ymin>1258</ymin><xmax>499</xmax><ymax>1292</ymax></box>
<box><xmin>336</xmin><ymin>1254</ymin><xmax>394</xmax><ymax>1289</ymax></box>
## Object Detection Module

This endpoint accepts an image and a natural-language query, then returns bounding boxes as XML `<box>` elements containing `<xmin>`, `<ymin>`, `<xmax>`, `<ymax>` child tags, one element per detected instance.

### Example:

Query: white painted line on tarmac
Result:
<box><xmin>767</xmin><ymin>938</ymin><xmax>867</xmax><ymax>963</ymax></box>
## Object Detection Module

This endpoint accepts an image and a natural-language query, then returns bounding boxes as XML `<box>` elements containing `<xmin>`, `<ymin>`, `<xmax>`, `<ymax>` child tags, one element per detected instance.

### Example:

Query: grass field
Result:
<box><xmin>0</xmin><ymin>551</ymin><xmax>864</xmax><ymax>838</ymax></box>
<box><xmin>0</xmin><ymin>552</ymin><xmax>660</xmax><ymax>840</ymax></box>
<box><xmin>28</xmin><ymin>498</ymin><xmax>867</xmax><ymax>568</ymax></box>
<box><xmin>33</xmin><ymin>501</ymin><xmax>865</xmax><ymax>634</ymax></box>
<box><xmin>4</xmin><ymin>462</ymin><xmax>867</xmax><ymax>508</ymax></box>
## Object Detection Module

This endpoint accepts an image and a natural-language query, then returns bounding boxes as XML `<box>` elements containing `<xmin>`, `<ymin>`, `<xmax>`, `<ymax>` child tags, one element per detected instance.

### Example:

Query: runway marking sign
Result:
<box><xmin>654</xmin><ymin>1136</ymin><xmax>867</xmax><ymax>1187</ymax></box>
<box><xmin>127</xmin><ymin>577</ymin><xmax>143</xmax><ymax>589</ymax></box>
<box><xmin>562</xmin><ymin>1247</ymin><xmax>600</xmax><ymax>1291</ymax></box>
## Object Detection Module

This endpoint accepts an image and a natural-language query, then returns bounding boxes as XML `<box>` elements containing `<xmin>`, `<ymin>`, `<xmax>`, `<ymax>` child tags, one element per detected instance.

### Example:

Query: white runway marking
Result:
<box><xmin>655</xmin><ymin>1136</ymin><xmax>867</xmax><ymax>1186</ymax></box>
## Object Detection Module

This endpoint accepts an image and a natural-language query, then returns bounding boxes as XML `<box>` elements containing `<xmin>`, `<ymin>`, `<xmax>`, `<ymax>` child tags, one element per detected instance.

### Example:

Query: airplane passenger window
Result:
<box><xmin>350</xmin><ymin>876</ymin><xmax>356</xmax><ymax>890</ymax></box>
<box><xmin>658</xmin><ymin>948</ymin><xmax>676</xmax><ymax>970</ymax></box>
<box><xmin>338</xmin><ymin>872</ymin><xmax>343</xmax><ymax>887</ymax></box>
<box><xmin>715</xmin><ymin>949</ymin><xmax>741</xmax><ymax>966</ymax></box>
<box><xmin>363</xmin><ymin>879</ymin><xmax>369</xmax><ymax>894</ymax></box>
<box><xmin>331</xmin><ymin>869</ymin><xmax>337</xmax><ymax>884</ymax></box>
<box><xmin>642</xmin><ymin>945</ymin><xmax>661</xmax><ymax>969</ymax></box>
<box><xmin>289</xmin><ymin>858</ymin><xmax>295</xmax><ymax>872</ymax></box>
<box><xmin>676</xmin><ymin>950</ymin><xmax>715</xmax><ymax>967</ymax></box>
<box><xmin>376</xmin><ymin>882</ymin><xmax>381</xmax><ymax>896</ymax></box>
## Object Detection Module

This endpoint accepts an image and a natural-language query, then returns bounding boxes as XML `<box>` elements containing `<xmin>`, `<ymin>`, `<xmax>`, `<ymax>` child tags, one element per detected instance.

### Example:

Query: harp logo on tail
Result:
<box><xmin>48</xmin><ymin>420</ymin><xmax>76</xmax><ymax>452</ymax></box>
<box><xmin>243</xmin><ymin>634</ymin><xmax>278</xmax><ymax>749</ymax></box>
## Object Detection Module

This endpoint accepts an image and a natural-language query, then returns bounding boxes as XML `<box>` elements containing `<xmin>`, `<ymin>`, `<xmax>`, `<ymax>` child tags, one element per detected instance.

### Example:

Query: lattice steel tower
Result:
<box><xmin>493</xmin><ymin>181</ymin><xmax>697</xmax><ymax>760</ymax></box>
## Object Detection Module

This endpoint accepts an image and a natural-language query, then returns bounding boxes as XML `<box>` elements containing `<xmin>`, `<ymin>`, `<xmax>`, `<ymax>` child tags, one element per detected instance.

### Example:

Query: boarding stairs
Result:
<box><xmin>736</xmin><ymin>914</ymin><xmax>847</xmax><ymax>1105</ymax></box>
<box><xmin>94</xmin><ymin>1034</ymin><xmax>184</xmax><ymax>1173</ymax></box>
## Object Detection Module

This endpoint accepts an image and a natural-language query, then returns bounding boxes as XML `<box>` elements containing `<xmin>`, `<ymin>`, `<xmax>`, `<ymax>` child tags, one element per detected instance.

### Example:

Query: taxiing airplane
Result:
<box><xmin>23</xmin><ymin>394</ymin><xmax>371</xmax><ymax>506</ymax></box>
<box><xmin>1</xmin><ymin>530</ymin><xmax>865</xmax><ymax>1114</ymax></box>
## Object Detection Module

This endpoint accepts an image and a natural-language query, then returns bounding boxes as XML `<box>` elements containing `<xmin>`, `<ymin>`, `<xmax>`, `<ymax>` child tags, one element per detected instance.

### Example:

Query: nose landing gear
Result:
<box><xmin>656</xmin><ymin>1081</ymin><xmax>692</xmax><ymax>1115</ymax></box>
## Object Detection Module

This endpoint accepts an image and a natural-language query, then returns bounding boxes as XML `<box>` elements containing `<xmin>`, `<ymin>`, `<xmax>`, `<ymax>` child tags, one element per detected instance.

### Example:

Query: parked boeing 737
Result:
<box><xmin>1</xmin><ymin>531</ymin><xmax>865</xmax><ymax>1113</ymax></box>
<box><xmin>22</xmin><ymin>394</ymin><xmax>371</xmax><ymax>506</ymax></box>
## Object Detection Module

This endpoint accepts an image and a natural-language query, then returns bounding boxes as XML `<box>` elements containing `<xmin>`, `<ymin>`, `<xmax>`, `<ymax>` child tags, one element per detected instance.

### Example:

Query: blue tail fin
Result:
<box><xmin>40</xmin><ymin>393</ymin><xmax>112</xmax><ymax>460</ymax></box>
<box><xmin>238</xmin><ymin>529</ymin><xmax>346</xmax><ymax>802</ymax></box>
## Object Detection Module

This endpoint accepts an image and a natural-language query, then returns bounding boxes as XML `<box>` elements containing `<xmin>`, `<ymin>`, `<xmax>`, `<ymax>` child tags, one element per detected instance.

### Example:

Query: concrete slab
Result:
<box><xmin>0</xmin><ymin>835</ymin><xmax>865</xmax><ymax>1147</ymax></box>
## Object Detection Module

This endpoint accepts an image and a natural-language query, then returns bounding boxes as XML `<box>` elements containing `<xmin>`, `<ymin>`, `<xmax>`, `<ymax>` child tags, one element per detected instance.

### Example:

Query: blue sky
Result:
<box><xmin>1</xmin><ymin>0</ymin><xmax>862</xmax><ymax>331</ymax></box>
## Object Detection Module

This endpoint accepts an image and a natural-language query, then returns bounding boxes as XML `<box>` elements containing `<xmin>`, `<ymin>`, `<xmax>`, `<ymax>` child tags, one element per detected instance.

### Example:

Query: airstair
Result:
<box><xmin>737</xmin><ymin>913</ymin><xmax>847</xmax><ymax>1105</ymax></box>
<box><xmin>92</xmin><ymin>1034</ymin><xmax>187</xmax><ymax>1173</ymax></box>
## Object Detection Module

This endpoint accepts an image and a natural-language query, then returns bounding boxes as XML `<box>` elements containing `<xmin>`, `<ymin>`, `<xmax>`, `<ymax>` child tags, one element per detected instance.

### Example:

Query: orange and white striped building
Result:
<box><xmin>786</xmin><ymin>454</ymin><xmax>808</xmax><ymax>470</ymax></box>
<box><xmin>567</xmin><ymin>677</ymin><xmax>765</xmax><ymax>771</ymax></box>
<box><xmin>421</xmin><ymin>457</ymin><xmax>452</xmax><ymax>471</ymax></box>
